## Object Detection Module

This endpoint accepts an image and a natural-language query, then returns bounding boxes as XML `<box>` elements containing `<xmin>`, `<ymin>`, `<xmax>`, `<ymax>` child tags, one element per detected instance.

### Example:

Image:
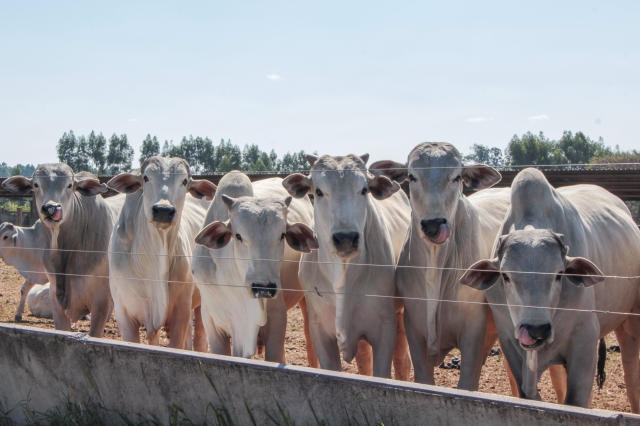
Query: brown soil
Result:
<box><xmin>0</xmin><ymin>259</ymin><xmax>631</xmax><ymax>413</ymax></box>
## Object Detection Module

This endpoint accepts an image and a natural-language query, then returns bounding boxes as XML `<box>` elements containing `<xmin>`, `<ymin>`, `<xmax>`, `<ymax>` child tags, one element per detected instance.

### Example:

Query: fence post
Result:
<box><xmin>16</xmin><ymin>207</ymin><xmax>23</xmax><ymax>226</ymax></box>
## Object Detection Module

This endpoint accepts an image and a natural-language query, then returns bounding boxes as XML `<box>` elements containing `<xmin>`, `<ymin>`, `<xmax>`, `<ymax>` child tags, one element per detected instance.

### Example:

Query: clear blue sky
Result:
<box><xmin>1</xmin><ymin>1</ymin><xmax>638</xmax><ymax>167</ymax></box>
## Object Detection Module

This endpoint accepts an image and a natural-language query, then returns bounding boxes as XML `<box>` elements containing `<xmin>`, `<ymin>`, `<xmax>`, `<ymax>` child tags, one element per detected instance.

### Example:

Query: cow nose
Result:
<box><xmin>420</xmin><ymin>218</ymin><xmax>447</xmax><ymax>238</ymax></box>
<box><xmin>524</xmin><ymin>323</ymin><xmax>552</xmax><ymax>341</ymax></box>
<box><xmin>41</xmin><ymin>203</ymin><xmax>63</xmax><ymax>222</ymax></box>
<box><xmin>251</xmin><ymin>282</ymin><xmax>278</xmax><ymax>299</ymax></box>
<box><xmin>332</xmin><ymin>232</ymin><xmax>359</xmax><ymax>253</ymax></box>
<box><xmin>152</xmin><ymin>205</ymin><xmax>176</xmax><ymax>223</ymax></box>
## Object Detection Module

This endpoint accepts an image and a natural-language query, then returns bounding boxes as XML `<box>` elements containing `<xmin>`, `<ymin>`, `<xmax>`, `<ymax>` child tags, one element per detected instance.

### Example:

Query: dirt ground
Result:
<box><xmin>0</xmin><ymin>259</ymin><xmax>632</xmax><ymax>413</ymax></box>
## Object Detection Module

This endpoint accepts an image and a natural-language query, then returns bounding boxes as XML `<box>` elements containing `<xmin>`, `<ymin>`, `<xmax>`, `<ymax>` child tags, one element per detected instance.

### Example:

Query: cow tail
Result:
<box><xmin>596</xmin><ymin>337</ymin><xmax>607</xmax><ymax>389</ymax></box>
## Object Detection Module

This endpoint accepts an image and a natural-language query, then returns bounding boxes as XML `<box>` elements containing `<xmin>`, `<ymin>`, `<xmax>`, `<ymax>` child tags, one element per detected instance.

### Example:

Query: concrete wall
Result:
<box><xmin>0</xmin><ymin>324</ymin><xmax>638</xmax><ymax>425</ymax></box>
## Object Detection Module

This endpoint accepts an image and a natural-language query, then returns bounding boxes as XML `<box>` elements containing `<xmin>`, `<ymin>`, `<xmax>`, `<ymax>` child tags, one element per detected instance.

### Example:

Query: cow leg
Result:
<box><xmin>49</xmin><ymin>278</ymin><xmax>71</xmax><ymax>331</ymax></box>
<box><xmin>369</xmin><ymin>313</ymin><xmax>396</xmax><ymax>378</ymax></box>
<box><xmin>356</xmin><ymin>340</ymin><xmax>373</xmax><ymax>375</ymax></box>
<box><xmin>548</xmin><ymin>365</ymin><xmax>567</xmax><ymax>403</ymax></box>
<box><xmin>307</xmin><ymin>305</ymin><xmax>341</xmax><ymax>370</ymax></box>
<box><xmin>298</xmin><ymin>298</ymin><xmax>319</xmax><ymax>368</ymax></box>
<box><xmin>564</xmin><ymin>341</ymin><xmax>597</xmax><ymax>407</ymax></box>
<box><xmin>192</xmin><ymin>305</ymin><xmax>207</xmax><ymax>352</ymax></box>
<box><xmin>88</xmin><ymin>292</ymin><xmax>113</xmax><ymax>338</ymax></box>
<box><xmin>115</xmin><ymin>308</ymin><xmax>141</xmax><ymax>343</ymax></box>
<box><xmin>15</xmin><ymin>280</ymin><xmax>35</xmax><ymax>322</ymax></box>
<box><xmin>262</xmin><ymin>296</ymin><xmax>287</xmax><ymax>363</ymax></box>
<box><xmin>392</xmin><ymin>302</ymin><xmax>411</xmax><ymax>381</ymax></box>
<box><xmin>202</xmin><ymin>313</ymin><xmax>231</xmax><ymax>356</ymax></box>
<box><xmin>458</xmin><ymin>308</ymin><xmax>490</xmax><ymax>391</ymax></box>
<box><xmin>616</xmin><ymin>322</ymin><xmax>640</xmax><ymax>413</ymax></box>
<box><xmin>166</xmin><ymin>303</ymin><xmax>192</xmax><ymax>350</ymax></box>
<box><xmin>404</xmin><ymin>317</ymin><xmax>433</xmax><ymax>384</ymax></box>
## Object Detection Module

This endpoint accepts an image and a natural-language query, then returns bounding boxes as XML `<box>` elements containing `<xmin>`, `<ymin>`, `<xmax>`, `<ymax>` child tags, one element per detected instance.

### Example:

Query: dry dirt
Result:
<box><xmin>0</xmin><ymin>258</ymin><xmax>632</xmax><ymax>414</ymax></box>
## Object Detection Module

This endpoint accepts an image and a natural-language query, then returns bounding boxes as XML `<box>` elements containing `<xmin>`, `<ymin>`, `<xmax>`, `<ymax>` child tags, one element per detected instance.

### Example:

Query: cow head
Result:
<box><xmin>283</xmin><ymin>153</ymin><xmax>399</xmax><ymax>260</ymax></box>
<box><xmin>2</xmin><ymin>164</ymin><xmax>108</xmax><ymax>229</ymax></box>
<box><xmin>107</xmin><ymin>156</ymin><xmax>216</xmax><ymax>230</ymax></box>
<box><xmin>195</xmin><ymin>195</ymin><xmax>317</xmax><ymax>300</ymax></box>
<box><xmin>370</xmin><ymin>142</ymin><xmax>501</xmax><ymax>245</ymax></box>
<box><xmin>460</xmin><ymin>228</ymin><xmax>604</xmax><ymax>350</ymax></box>
<box><xmin>0</xmin><ymin>222</ymin><xmax>17</xmax><ymax>248</ymax></box>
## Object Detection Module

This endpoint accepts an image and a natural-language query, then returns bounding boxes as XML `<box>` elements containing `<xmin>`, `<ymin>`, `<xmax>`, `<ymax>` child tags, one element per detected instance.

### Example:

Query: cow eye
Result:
<box><xmin>361</xmin><ymin>187</ymin><xmax>368</xmax><ymax>196</ymax></box>
<box><xmin>67</xmin><ymin>183</ymin><xmax>73</xmax><ymax>189</ymax></box>
<box><xmin>555</xmin><ymin>273</ymin><xmax>563</xmax><ymax>281</ymax></box>
<box><xmin>280</xmin><ymin>233</ymin><xmax>286</xmax><ymax>241</ymax></box>
<box><xmin>182</xmin><ymin>178</ymin><xmax>188</xmax><ymax>186</ymax></box>
<box><xmin>33</xmin><ymin>183</ymin><xmax>39</xmax><ymax>188</ymax></box>
<box><xmin>235</xmin><ymin>233</ymin><xmax>242</xmax><ymax>242</ymax></box>
<box><xmin>502</xmin><ymin>273</ymin><xmax>510</xmax><ymax>283</ymax></box>
<box><xmin>2</xmin><ymin>235</ymin><xmax>7</xmax><ymax>240</ymax></box>
<box><xmin>315</xmin><ymin>188</ymin><xmax>324</xmax><ymax>197</ymax></box>
<box><xmin>143</xmin><ymin>175</ymin><xmax>149</xmax><ymax>183</ymax></box>
<box><xmin>453</xmin><ymin>175</ymin><xmax>462</xmax><ymax>183</ymax></box>
<box><xmin>408</xmin><ymin>174</ymin><xmax>417</xmax><ymax>182</ymax></box>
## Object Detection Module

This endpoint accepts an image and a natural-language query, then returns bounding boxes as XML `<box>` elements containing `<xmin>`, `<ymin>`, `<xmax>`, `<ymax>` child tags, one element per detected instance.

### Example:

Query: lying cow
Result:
<box><xmin>107</xmin><ymin>156</ymin><xmax>216</xmax><ymax>349</ymax></box>
<box><xmin>3</xmin><ymin>165</ymin><xmax>124</xmax><ymax>336</ymax></box>
<box><xmin>283</xmin><ymin>154</ymin><xmax>411</xmax><ymax>378</ymax></box>
<box><xmin>370</xmin><ymin>142</ymin><xmax>511</xmax><ymax>389</ymax></box>
<box><xmin>0</xmin><ymin>220</ymin><xmax>49</xmax><ymax>321</ymax></box>
<box><xmin>461</xmin><ymin>167</ymin><xmax>640</xmax><ymax>410</ymax></box>
<box><xmin>193</xmin><ymin>172</ymin><xmax>317</xmax><ymax>363</ymax></box>
<box><xmin>25</xmin><ymin>283</ymin><xmax>53</xmax><ymax>319</ymax></box>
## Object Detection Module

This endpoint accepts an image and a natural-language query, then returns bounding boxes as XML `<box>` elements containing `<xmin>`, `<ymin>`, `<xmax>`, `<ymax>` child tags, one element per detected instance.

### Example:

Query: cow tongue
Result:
<box><xmin>518</xmin><ymin>327</ymin><xmax>537</xmax><ymax>347</ymax></box>
<box><xmin>51</xmin><ymin>206</ymin><xmax>63</xmax><ymax>222</ymax></box>
<box><xmin>431</xmin><ymin>224</ymin><xmax>451</xmax><ymax>244</ymax></box>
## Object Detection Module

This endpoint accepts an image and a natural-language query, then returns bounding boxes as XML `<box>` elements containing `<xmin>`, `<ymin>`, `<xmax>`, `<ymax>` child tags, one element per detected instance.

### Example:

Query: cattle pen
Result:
<box><xmin>1</xmin><ymin>166</ymin><xmax>640</xmax><ymax>424</ymax></box>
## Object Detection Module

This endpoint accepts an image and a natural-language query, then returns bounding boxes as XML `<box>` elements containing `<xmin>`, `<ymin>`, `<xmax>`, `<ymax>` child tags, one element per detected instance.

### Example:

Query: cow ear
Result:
<box><xmin>221</xmin><ymin>194</ymin><xmax>237</xmax><ymax>209</ymax></box>
<box><xmin>285</xmin><ymin>222</ymin><xmax>318</xmax><ymax>253</ymax></box>
<box><xmin>460</xmin><ymin>259</ymin><xmax>501</xmax><ymax>291</ymax></box>
<box><xmin>369</xmin><ymin>160</ymin><xmax>408</xmax><ymax>183</ymax></box>
<box><xmin>189</xmin><ymin>179</ymin><xmax>217</xmax><ymax>201</ymax></box>
<box><xmin>359</xmin><ymin>153</ymin><xmax>370</xmax><ymax>165</ymax></box>
<box><xmin>564</xmin><ymin>256</ymin><xmax>604</xmax><ymax>287</ymax></box>
<box><xmin>462</xmin><ymin>164</ymin><xmax>502</xmax><ymax>190</ymax></box>
<box><xmin>367</xmin><ymin>174</ymin><xmax>401</xmax><ymax>200</ymax></box>
<box><xmin>195</xmin><ymin>221</ymin><xmax>232</xmax><ymax>249</ymax></box>
<box><xmin>306</xmin><ymin>155</ymin><xmax>318</xmax><ymax>167</ymax></box>
<box><xmin>107</xmin><ymin>173</ymin><xmax>142</xmax><ymax>194</ymax></box>
<box><xmin>283</xmin><ymin>174</ymin><xmax>313</xmax><ymax>199</ymax></box>
<box><xmin>2</xmin><ymin>176</ymin><xmax>33</xmax><ymax>195</ymax></box>
<box><xmin>75</xmin><ymin>172</ymin><xmax>108</xmax><ymax>196</ymax></box>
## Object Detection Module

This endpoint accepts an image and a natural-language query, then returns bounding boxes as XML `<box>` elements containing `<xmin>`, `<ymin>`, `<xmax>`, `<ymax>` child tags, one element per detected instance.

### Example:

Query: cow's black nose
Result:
<box><xmin>332</xmin><ymin>232</ymin><xmax>359</xmax><ymax>251</ymax></box>
<box><xmin>524</xmin><ymin>323</ymin><xmax>552</xmax><ymax>341</ymax></box>
<box><xmin>152</xmin><ymin>205</ymin><xmax>176</xmax><ymax>223</ymax></box>
<box><xmin>420</xmin><ymin>218</ymin><xmax>447</xmax><ymax>238</ymax></box>
<box><xmin>251</xmin><ymin>282</ymin><xmax>278</xmax><ymax>299</ymax></box>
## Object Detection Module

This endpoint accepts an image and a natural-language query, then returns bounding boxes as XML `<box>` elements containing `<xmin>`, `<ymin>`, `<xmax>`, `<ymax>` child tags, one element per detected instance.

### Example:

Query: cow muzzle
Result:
<box><xmin>41</xmin><ymin>202</ymin><xmax>63</xmax><ymax>223</ymax></box>
<box><xmin>332</xmin><ymin>231</ymin><xmax>360</xmax><ymax>258</ymax></box>
<box><xmin>151</xmin><ymin>204</ymin><xmax>177</xmax><ymax>225</ymax></box>
<box><xmin>517</xmin><ymin>323</ymin><xmax>552</xmax><ymax>349</ymax></box>
<box><xmin>251</xmin><ymin>282</ymin><xmax>277</xmax><ymax>299</ymax></box>
<box><xmin>420</xmin><ymin>218</ymin><xmax>450</xmax><ymax>244</ymax></box>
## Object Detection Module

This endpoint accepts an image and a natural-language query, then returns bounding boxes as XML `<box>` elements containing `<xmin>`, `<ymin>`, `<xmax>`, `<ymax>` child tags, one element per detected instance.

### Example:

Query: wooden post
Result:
<box><xmin>16</xmin><ymin>207</ymin><xmax>22</xmax><ymax>226</ymax></box>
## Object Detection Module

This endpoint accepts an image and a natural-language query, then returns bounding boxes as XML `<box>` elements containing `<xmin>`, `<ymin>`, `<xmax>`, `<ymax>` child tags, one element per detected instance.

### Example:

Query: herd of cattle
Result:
<box><xmin>1</xmin><ymin>142</ymin><xmax>640</xmax><ymax>412</ymax></box>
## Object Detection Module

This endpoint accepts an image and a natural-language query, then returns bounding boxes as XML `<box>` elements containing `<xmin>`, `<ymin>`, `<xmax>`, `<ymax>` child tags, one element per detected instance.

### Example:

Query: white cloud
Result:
<box><xmin>465</xmin><ymin>116</ymin><xmax>493</xmax><ymax>123</ymax></box>
<box><xmin>127</xmin><ymin>117</ymin><xmax>138</xmax><ymax>123</ymax></box>
<box><xmin>266</xmin><ymin>73</ymin><xmax>283</xmax><ymax>81</ymax></box>
<box><xmin>527</xmin><ymin>114</ymin><xmax>549</xmax><ymax>121</ymax></box>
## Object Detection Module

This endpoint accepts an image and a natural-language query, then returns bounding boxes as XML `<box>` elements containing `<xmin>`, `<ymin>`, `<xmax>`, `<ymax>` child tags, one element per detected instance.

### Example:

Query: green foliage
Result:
<box><xmin>139</xmin><ymin>134</ymin><xmax>161</xmax><ymax>166</ymax></box>
<box><xmin>276</xmin><ymin>150</ymin><xmax>310</xmax><ymax>173</ymax></box>
<box><xmin>591</xmin><ymin>150</ymin><xmax>640</xmax><ymax>165</ymax></box>
<box><xmin>506</xmin><ymin>131</ymin><xmax>565</xmax><ymax>165</ymax></box>
<box><xmin>56</xmin><ymin>130</ymin><xmax>109</xmax><ymax>174</ymax></box>
<box><xmin>107</xmin><ymin>133</ymin><xmax>134</xmax><ymax>175</ymax></box>
<box><xmin>463</xmin><ymin>144</ymin><xmax>505</xmax><ymax>167</ymax></box>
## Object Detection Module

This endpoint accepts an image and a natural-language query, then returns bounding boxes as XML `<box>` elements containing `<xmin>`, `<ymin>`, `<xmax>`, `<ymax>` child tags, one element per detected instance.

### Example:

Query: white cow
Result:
<box><xmin>192</xmin><ymin>172</ymin><xmax>317</xmax><ymax>363</ymax></box>
<box><xmin>283</xmin><ymin>154</ymin><xmax>411</xmax><ymax>378</ymax></box>
<box><xmin>461</xmin><ymin>167</ymin><xmax>640</xmax><ymax>410</ymax></box>
<box><xmin>107</xmin><ymin>156</ymin><xmax>216</xmax><ymax>349</ymax></box>
<box><xmin>2</xmin><ymin>165</ymin><xmax>124</xmax><ymax>336</ymax></box>
<box><xmin>25</xmin><ymin>283</ymin><xmax>53</xmax><ymax>319</ymax></box>
<box><xmin>0</xmin><ymin>220</ymin><xmax>49</xmax><ymax>321</ymax></box>
<box><xmin>370</xmin><ymin>142</ymin><xmax>511</xmax><ymax>390</ymax></box>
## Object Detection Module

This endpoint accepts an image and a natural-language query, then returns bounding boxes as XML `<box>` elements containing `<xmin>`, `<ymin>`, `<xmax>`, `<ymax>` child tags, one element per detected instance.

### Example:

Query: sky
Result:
<box><xmin>1</xmin><ymin>1</ymin><xmax>638</xmax><ymax>168</ymax></box>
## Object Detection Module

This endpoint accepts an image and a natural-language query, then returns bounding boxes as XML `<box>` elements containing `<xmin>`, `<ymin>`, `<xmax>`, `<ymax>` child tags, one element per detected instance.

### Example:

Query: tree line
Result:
<box><xmin>1</xmin><ymin>129</ymin><xmax>638</xmax><ymax>178</ymax></box>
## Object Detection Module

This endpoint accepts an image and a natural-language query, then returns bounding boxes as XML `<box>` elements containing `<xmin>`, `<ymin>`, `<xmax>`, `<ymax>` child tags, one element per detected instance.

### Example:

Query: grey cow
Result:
<box><xmin>461</xmin><ymin>167</ymin><xmax>640</xmax><ymax>410</ymax></box>
<box><xmin>2</xmin><ymin>165</ymin><xmax>124</xmax><ymax>337</ymax></box>
<box><xmin>371</xmin><ymin>142</ymin><xmax>511</xmax><ymax>389</ymax></box>
<box><xmin>283</xmin><ymin>154</ymin><xmax>411</xmax><ymax>378</ymax></box>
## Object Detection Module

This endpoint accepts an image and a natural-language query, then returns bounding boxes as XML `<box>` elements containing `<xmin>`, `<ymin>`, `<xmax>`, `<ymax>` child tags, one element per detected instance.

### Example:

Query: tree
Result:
<box><xmin>506</xmin><ymin>131</ymin><xmax>566</xmax><ymax>166</ymax></box>
<box><xmin>107</xmin><ymin>133</ymin><xmax>134</xmax><ymax>174</ymax></box>
<box><xmin>463</xmin><ymin>144</ymin><xmax>504</xmax><ymax>167</ymax></box>
<box><xmin>139</xmin><ymin>134</ymin><xmax>160</xmax><ymax>165</ymax></box>
<box><xmin>215</xmin><ymin>139</ymin><xmax>242</xmax><ymax>172</ymax></box>
<box><xmin>557</xmin><ymin>131</ymin><xmax>611</xmax><ymax>165</ymax></box>
<box><xmin>57</xmin><ymin>130</ymin><xmax>78</xmax><ymax>168</ymax></box>
<box><xmin>87</xmin><ymin>131</ymin><xmax>107</xmax><ymax>174</ymax></box>
<box><xmin>74</xmin><ymin>135</ymin><xmax>92</xmax><ymax>171</ymax></box>
<box><xmin>277</xmin><ymin>150</ymin><xmax>310</xmax><ymax>173</ymax></box>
